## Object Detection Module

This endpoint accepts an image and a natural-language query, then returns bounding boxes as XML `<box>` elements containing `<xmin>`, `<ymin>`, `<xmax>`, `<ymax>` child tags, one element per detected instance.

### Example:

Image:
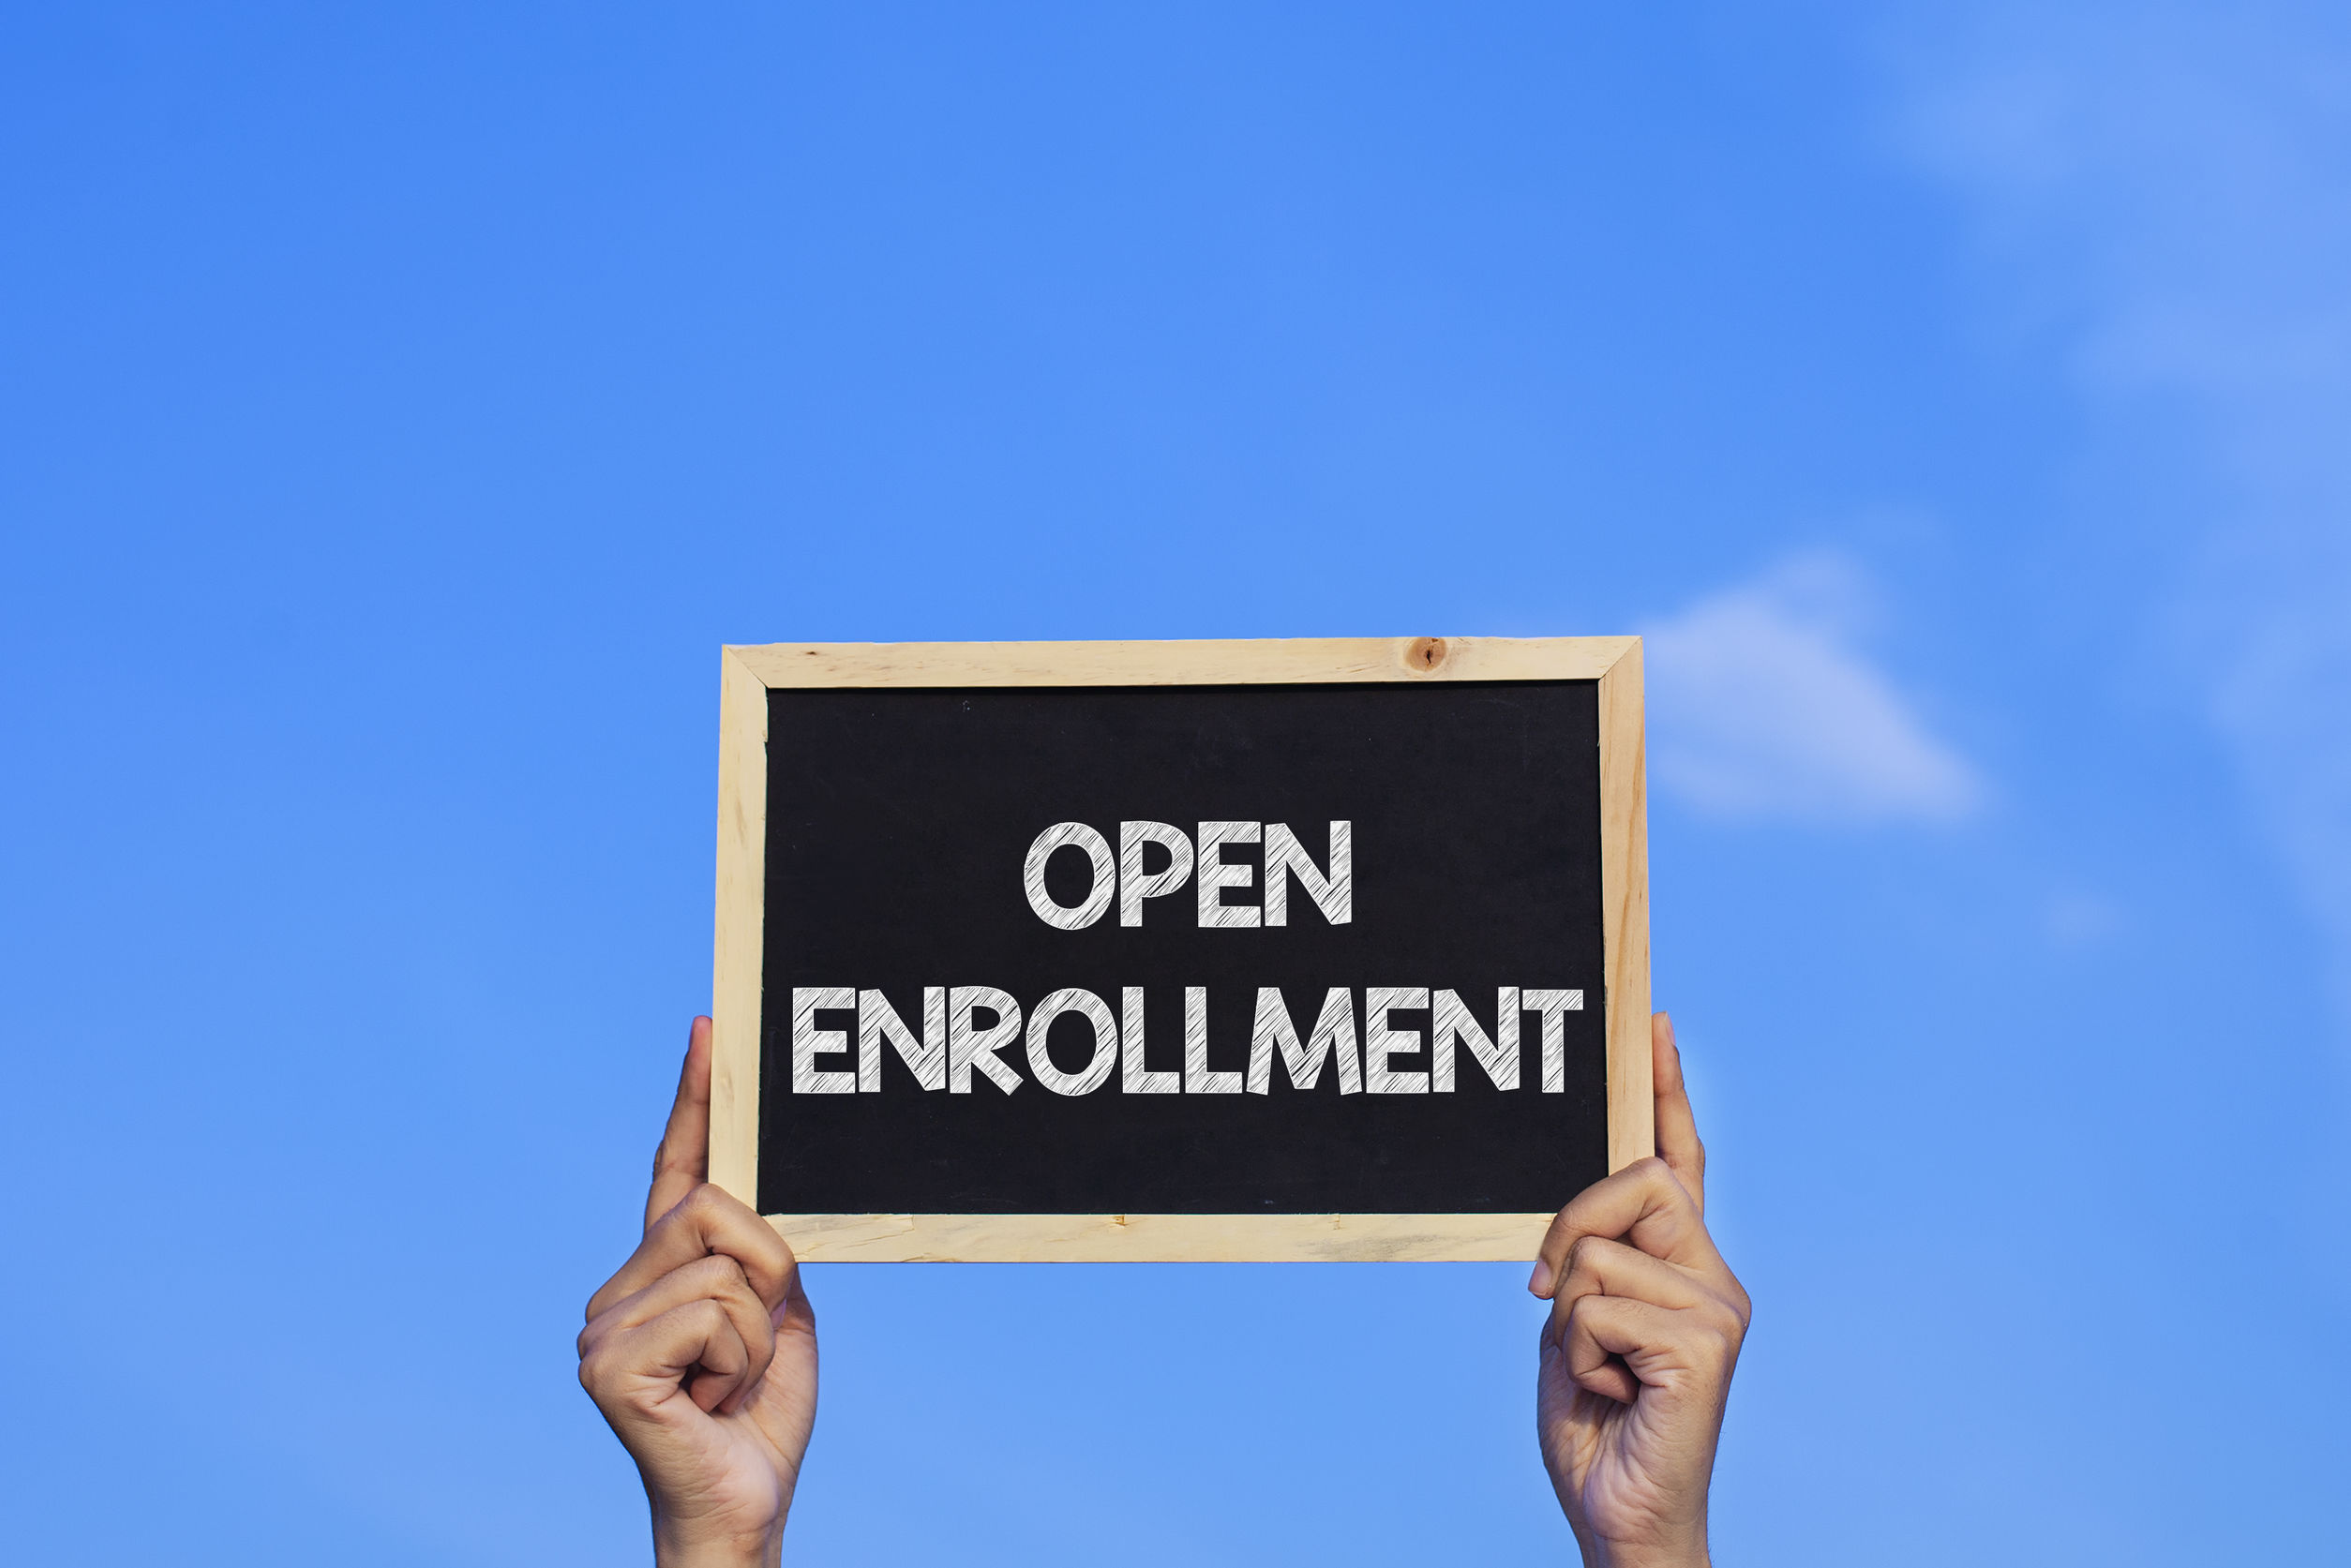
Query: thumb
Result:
<box><xmin>645</xmin><ymin>1017</ymin><xmax>713</xmax><ymax>1232</ymax></box>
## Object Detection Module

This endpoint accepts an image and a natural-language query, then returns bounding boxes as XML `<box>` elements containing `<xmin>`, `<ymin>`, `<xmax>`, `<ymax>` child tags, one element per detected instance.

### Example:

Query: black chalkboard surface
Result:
<box><xmin>708</xmin><ymin>637</ymin><xmax>1651</xmax><ymax>1262</ymax></box>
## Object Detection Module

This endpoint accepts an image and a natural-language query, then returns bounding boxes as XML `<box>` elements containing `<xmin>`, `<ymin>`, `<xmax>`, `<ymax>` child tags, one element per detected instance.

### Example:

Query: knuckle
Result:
<box><xmin>746</xmin><ymin>1237</ymin><xmax>798</xmax><ymax>1303</ymax></box>
<box><xmin>1696</xmin><ymin>1296</ymin><xmax>1743</xmax><ymax>1339</ymax></box>
<box><xmin>745</xmin><ymin>1231</ymin><xmax>790</xmax><ymax>1280</ymax></box>
<box><xmin>758</xmin><ymin>1224</ymin><xmax>796</xmax><ymax>1271</ymax></box>
<box><xmin>1636</xmin><ymin>1156</ymin><xmax>1690</xmax><ymax>1202</ymax></box>
<box><xmin>582</xmin><ymin>1277</ymin><xmax>622</xmax><ymax>1322</ymax></box>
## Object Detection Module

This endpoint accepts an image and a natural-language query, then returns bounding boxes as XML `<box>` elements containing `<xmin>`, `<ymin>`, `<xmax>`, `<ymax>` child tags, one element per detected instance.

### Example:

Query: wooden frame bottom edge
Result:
<box><xmin>765</xmin><ymin>1211</ymin><xmax>1555</xmax><ymax>1262</ymax></box>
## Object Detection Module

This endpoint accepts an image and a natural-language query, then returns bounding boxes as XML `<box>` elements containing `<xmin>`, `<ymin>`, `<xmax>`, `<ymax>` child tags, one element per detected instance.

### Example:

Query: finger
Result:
<box><xmin>591</xmin><ymin>1183</ymin><xmax>799</xmax><ymax>1321</ymax></box>
<box><xmin>1552</xmin><ymin>1234</ymin><xmax>1712</xmax><ymax>1320</ymax></box>
<box><xmin>580</xmin><ymin>1299</ymin><xmax>751</xmax><ymax>1418</ymax></box>
<box><xmin>683</xmin><ymin>1311</ymin><xmax>755</xmax><ymax>1413</ymax></box>
<box><xmin>1652</xmin><ymin>1011</ymin><xmax>1706</xmax><ymax>1215</ymax></box>
<box><xmin>1548</xmin><ymin>1297</ymin><xmax>1638</xmax><ymax>1404</ymax></box>
<box><xmin>578</xmin><ymin>1253</ymin><xmax>777</xmax><ymax>1409</ymax></box>
<box><xmin>1560</xmin><ymin>1294</ymin><xmax>1731</xmax><ymax>1406</ymax></box>
<box><xmin>1543</xmin><ymin>1234</ymin><xmax>1745</xmax><ymax>1388</ymax></box>
<box><xmin>645</xmin><ymin>1017</ymin><xmax>713</xmax><ymax>1232</ymax></box>
<box><xmin>1528</xmin><ymin>1157</ymin><xmax>1723</xmax><ymax>1298</ymax></box>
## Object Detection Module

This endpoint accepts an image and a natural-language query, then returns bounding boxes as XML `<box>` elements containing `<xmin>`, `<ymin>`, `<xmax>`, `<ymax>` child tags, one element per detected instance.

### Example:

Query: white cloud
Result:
<box><xmin>1644</xmin><ymin>555</ymin><xmax>1981</xmax><ymax>825</ymax></box>
<box><xmin>1885</xmin><ymin>0</ymin><xmax>2351</xmax><ymax>1012</ymax></box>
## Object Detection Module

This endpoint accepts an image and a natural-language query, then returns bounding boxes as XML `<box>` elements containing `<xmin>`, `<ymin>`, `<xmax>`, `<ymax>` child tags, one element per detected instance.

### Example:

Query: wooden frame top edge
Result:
<box><xmin>726</xmin><ymin>634</ymin><xmax>1640</xmax><ymax>688</ymax></box>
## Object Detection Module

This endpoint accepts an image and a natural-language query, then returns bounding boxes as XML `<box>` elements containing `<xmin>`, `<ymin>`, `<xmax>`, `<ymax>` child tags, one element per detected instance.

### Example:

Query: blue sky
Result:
<box><xmin>4</xmin><ymin>4</ymin><xmax>2346</xmax><ymax>1563</ymax></box>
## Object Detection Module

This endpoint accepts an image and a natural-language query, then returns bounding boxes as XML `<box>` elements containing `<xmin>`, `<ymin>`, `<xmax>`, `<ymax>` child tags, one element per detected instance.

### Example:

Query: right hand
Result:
<box><xmin>1530</xmin><ymin>1013</ymin><xmax>1749</xmax><ymax>1568</ymax></box>
<box><xmin>578</xmin><ymin>1017</ymin><xmax>818</xmax><ymax>1567</ymax></box>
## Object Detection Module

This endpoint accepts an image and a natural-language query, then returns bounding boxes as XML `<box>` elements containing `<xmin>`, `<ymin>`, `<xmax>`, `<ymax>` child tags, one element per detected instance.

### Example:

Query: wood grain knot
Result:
<box><xmin>1405</xmin><ymin>635</ymin><xmax>1448</xmax><ymax>672</ymax></box>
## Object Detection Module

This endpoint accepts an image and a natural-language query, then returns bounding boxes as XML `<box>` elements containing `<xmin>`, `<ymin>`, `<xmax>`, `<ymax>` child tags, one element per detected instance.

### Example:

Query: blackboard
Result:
<box><xmin>708</xmin><ymin>637</ymin><xmax>1651</xmax><ymax>1262</ymax></box>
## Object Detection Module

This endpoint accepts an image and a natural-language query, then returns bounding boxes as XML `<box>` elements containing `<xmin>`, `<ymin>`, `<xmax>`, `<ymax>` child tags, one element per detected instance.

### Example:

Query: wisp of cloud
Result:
<box><xmin>1891</xmin><ymin>0</ymin><xmax>2351</xmax><ymax>1015</ymax></box>
<box><xmin>1644</xmin><ymin>555</ymin><xmax>1981</xmax><ymax>826</ymax></box>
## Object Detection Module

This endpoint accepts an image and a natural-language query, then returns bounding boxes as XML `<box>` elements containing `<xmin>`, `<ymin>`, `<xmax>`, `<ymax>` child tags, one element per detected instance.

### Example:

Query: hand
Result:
<box><xmin>579</xmin><ymin>1018</ymin><xmax>818</xmax><ymax>1568</ymax></box>
<box><xmin>1530</xmin><ymin>1013</ymin><xmax>1749</xmax><ymax>1568</ymax></box>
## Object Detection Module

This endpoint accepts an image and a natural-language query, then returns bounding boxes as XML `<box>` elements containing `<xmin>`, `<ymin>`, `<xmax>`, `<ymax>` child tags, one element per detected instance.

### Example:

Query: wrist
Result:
<box><xmin>1575</xmin><ymin>1524</ymin><xmax>1708</xmax><ymax>1568</ymax></box>
<box><xmin>652</xmin><ymin>1521</ymin><xmax>783</xmax><ymax>1568</ymax></box>
<box><xmin>652</xmin><ymin>1544</ymin><xmax>776</xmax><ymax>1568</ymax></box>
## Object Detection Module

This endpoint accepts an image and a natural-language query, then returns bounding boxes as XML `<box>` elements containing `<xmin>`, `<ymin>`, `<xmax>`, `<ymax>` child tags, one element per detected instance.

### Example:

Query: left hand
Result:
<box><xmin>578</xmin><ymin>1018</ymin><xmax>819</xmax><ymax>1568</ymax></box>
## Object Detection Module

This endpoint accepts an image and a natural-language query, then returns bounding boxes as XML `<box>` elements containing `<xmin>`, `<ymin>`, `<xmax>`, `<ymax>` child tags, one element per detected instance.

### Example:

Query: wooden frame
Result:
<box><xmin>710</xmin><ymin>635</ymin><xmax>1651</xmax><ymax>1262</ymax></box>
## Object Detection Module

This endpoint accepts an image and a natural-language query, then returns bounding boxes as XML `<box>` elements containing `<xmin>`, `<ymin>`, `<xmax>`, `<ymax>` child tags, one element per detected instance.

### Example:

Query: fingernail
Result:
<box><xmin>1527</xmin><ymin>1261</ymin><xmax>1552</xmax><ymax>1297</ymax></box>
